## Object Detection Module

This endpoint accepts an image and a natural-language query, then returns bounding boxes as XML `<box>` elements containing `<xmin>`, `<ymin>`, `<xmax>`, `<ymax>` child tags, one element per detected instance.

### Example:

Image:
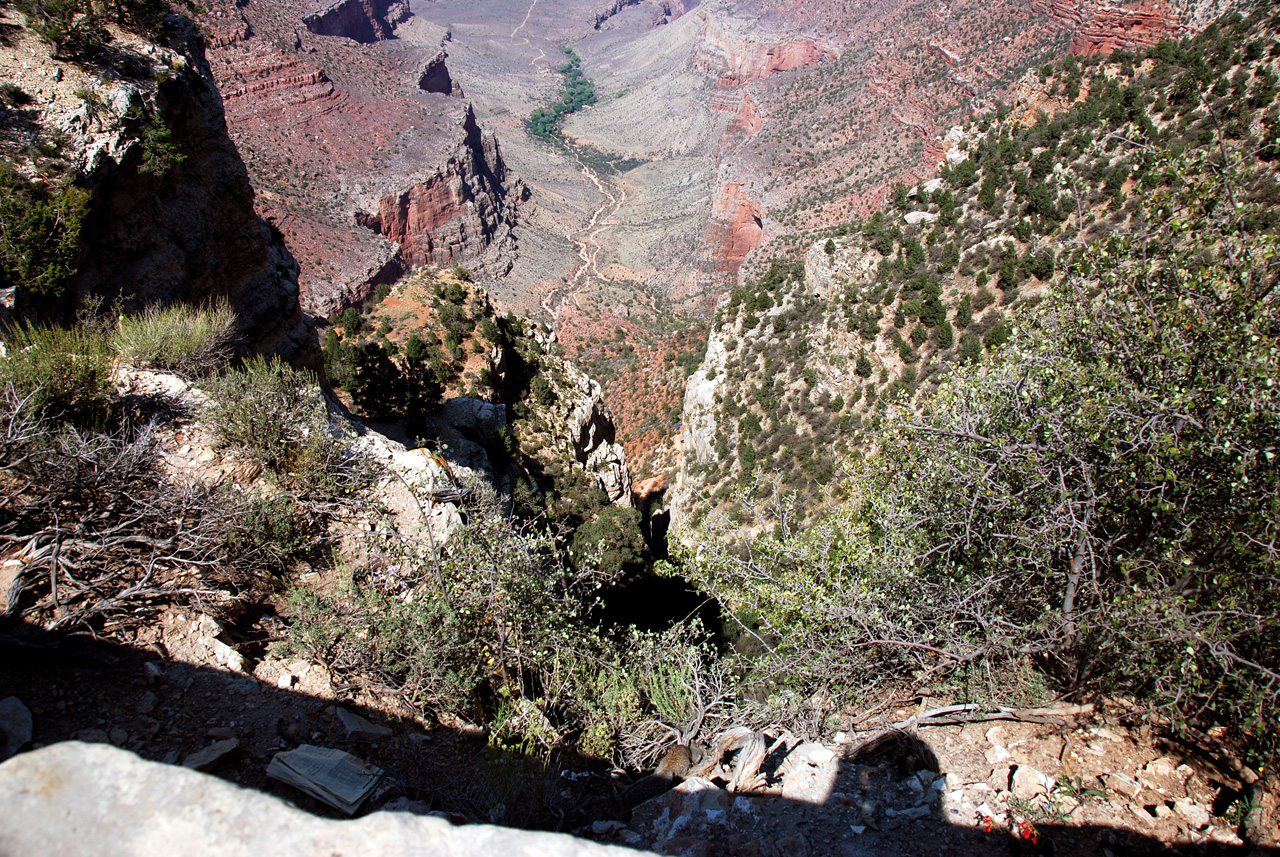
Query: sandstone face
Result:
<box><xmin>45</xmin><ymin>16</ymin><xmax>314</xmax><ymax>364</ymax></box>
<box><xmin>1033</xmin><ymin>0</ymin><xmax>1187</xmax><ymax>57</ymax></box>
<box><xmin>355</xmin><ymin>106</ymin><xmax>521</xmax><ymax>275</ymax></box>
<box><xmin>704</xmin><ymin>180</ymin><xmax>764</xmax><ymax>275</ymax></box>
<box><xmin>693</xmin><ymin>15</ymin><xmax>836</xmax><ymax>88</ymax></box>
<box><xmin>0</xmin><ymin>742</ymin><xmax>652</xmax><ymax>857</ymax></box>
<box><xmin>302</xmin><ymin>0</ymin><xmax>409</xmax><ymax>43</ymax></box>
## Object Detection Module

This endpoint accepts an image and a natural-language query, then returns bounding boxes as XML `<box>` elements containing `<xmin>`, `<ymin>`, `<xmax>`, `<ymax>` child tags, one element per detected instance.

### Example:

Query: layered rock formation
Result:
<box><xmin>704</xmin><ymin>181</ymin><xmax>764</xmax><ymax>275</ymax></box>
<box><xmin>197</xmin><ymin>0</ymin><xmax>524</xmax><ymax>317</ymax></box>
<box><xmin>693</xmin><ymin>16</ymin><xmax>836</xmax><ymax>88</ymax></box>
<box><xmin>418</xmin><ymin>50</ymin><xmax>459</xmax><ymax>95</ymax></box>
<box><xmin>355</xmin><ymin>107</ymin><xmax>520</xmax><ymax>273</ymax></box>
<box><xmin>1033</xmin><ymin>0</ymin><xmax>1187</xmax><ymax>57</ymax></box>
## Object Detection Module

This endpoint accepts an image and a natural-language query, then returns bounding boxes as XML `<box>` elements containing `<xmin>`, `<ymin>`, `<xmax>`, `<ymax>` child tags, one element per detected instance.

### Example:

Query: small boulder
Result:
<box><xmin>182</xmin><ymin>738</ymin><xmax>240</xmax><ymax>771</ymax></box>
<box><xmin>336</xmin><ymin>707</ymin><xmax>392</xmax><ymax>742</ymax></box>
<box><xmin>1010</xmin><ymin>765</ymin><xmax>1054</xmax><ymax>801</ymax></box>
<box><xmin>1174</xmin><ymin>797</ymin><xmax>1211</xmax><ymax>829</ymax></box>
<box><xmin>1102</xmin><ymin>772</ymin><xmax>1141</xmax><ymax>798</ymax></box>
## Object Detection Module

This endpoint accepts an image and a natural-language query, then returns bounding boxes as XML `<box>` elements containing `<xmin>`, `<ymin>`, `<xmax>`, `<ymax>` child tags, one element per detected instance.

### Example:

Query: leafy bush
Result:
<box><xmin>113</xmin><ymin>301</ymin><xmax>236</xmax><ymax>375</ymax></box>
<box><xmin>204</xmin><ymin>356</ymin><xmax>361</xmax><ymax>496</ymax></box>
<box><xmin>681</xmin><ymin>148</ymin><xmax>1280</xmax><ymax>741</ymax></box>
<box><xmin>0</xmin><ymin>322</ymin><xmax>113</xmax><ymax>426</ymax></box>
<box><xmin>284</xmin><ymin>481</ymin><xmax>724</xmax><ymax>766</ymax></box>
<box><xmin>0</xmin><ymin>161</ymin><xmax>90</xmax><ymax>301</ymax></box>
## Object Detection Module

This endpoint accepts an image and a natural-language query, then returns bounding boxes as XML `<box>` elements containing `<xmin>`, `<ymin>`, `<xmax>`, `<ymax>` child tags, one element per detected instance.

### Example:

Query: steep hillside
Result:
<box><xmin>674</xmin><ymin>6</ymin><xmax>1280</xmax><ymax>526</ymax></box>
<box><xmin>321</xmin><ymin>267</ymin><xmax>634</xmax><ymax>515</ymax></box>
<box><xmin>0</xmin><ymin>4</ymin><xmax>313</xmax><ymax>361</ymax></box>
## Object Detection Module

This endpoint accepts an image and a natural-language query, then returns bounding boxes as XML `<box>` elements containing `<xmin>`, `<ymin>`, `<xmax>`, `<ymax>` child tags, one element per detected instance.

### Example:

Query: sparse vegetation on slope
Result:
<box><xmin>682</xmin><ymin>6</ymin><xmax>1280</xmax><ymax>526</ymax></box>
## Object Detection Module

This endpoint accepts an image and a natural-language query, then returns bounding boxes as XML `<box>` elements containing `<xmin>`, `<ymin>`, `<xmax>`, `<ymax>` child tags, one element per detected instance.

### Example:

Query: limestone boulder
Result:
<box><xmin>0</xmin><ymin>742</ymin><xmax>654</xmax><ymax>857</ymax></box>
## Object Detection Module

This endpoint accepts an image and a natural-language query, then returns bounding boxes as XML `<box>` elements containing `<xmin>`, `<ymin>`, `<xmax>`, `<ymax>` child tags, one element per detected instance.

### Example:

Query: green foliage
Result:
<box><xmin>0</xmin><ymin>83</ymin><xmax>33</xmax><ymax>108</ymax></box>
<box><xmin>204</xmin><ymin>356</ymin><xmax>349</xmax><ymax>494</ymax></box>
<box><xmin>983</xmin><ymin>317</ymin><xmax>1010</xmax><ymax>350</ymax></box>
<box><xmin>855</xmin><ymin>351</ymin><xmax>873</xmax><ymax>378</ymax></box>
<box><xmin>0</xmin><ymin>161</ymin><xmax>90</xmax><ymax>301</ymax></box>
<box><xmin>571</xmin><ymin>506</ymin><xmax>646</xmax><ymax>576</ymax></box>
<box><xmin>527</xmin><ymin>48</ymin><xmax>597</xmax><ymax>143</ymax></box>
<box><xmin>322</xmin><ymin>329</ymin><xmax>356</xmax><ymax>391</ymax></box>
<box><xmin>285</xmin><ymin>482</ymin><xmax>718</xmax><ymax>766</ymax></box>
<box><xmin>134</xmin><ymin>112</ymin><xmax>186</xmax><ymax>178</ymax></box>
<box><xmin>17</xmin><ymin>0</ymin><xmax>168</xmax><ymax>57</ymax></box>
<box><xmin>681</xmin><ymin>145</ymin><xmax>1280</xmax><ymax>742</ymax></box>
<box><xmin>0</xmin><ymin>322</ymin><xmax>112</xmax><ymax>426</ymax></box>
<box><xmin>352</xmin><ymin>342</ymin><xmax>405</xmax><ymax>421</ymax></box>
<box><xmin>113</xmin><ymin>301</ymin><xmax>236</xmax><ymax>375</ymax></box>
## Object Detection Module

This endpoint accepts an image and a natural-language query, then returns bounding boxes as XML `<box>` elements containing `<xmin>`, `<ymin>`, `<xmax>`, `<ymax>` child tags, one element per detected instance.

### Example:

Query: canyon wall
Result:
<box><xmin>198</xmin><ymin>0</ymin><xmax>523</xmax><ymax>318</ymax></box>
<box><xmin>692</xmin><ymin>17</ymin><xmax>836</xmax><ymax>87</ymax></box>
<box><xmin>301</xmin><ymin>0</ymin><xmax>411</xmax><ymax>43</ymax></box>
<box><xmin>703</xmin><ymin>181</ymin><xmax>764</xmax><ymax>275</ymax></box>
<box><xmin>1033</xmin><ymin>0</ymin><xmax>1187</xmax><ymax>56</ymax></box>
<box><xmin>356</xmin><ymin>107</ymin><xmax>522</xmax><ymax>273</ymax></box>
<box><xmin>48</xmin><ymin>17</ymin><xmax>314</xmax><ymax>363</ymax></box>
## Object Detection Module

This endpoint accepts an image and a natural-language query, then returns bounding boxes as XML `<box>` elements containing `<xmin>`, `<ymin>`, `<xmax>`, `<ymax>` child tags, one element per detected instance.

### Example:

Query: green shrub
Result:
<box><xmin>570</xmin><ymin>506</ymin><xmax>646</xmax><ymax>576</ymax></box>
<box><xmin>681</xmin><ymin>146</ymin><xmax>1280</xmax><ymax>743</ymax></box>
<box><xmin>0</xmin><ymin>161</ymin><xmax>90</xmax><ymax>301</ymax></box>
<box><xmin>113</xmin><ymin>301</ymin><xmax>236</xmax><ymax>375</ymax></box>
<box><xmin>0</xmin><ymin>322</ymin><xmax>112</xmax><ymax>426</ymax></box>
<box><xmin>204</xmin><ymin>356</ymin><xmax>337</xmax><ymax>480</ymax></box>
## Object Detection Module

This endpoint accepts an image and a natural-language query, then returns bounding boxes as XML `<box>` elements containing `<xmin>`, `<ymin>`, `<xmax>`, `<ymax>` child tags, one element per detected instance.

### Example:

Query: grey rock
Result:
<box><xmin>182</xmin><ymin>738</ymin><xmax>240</xmax><ymax>771</ymax></box>
<box><xmin>0</xmin><ymin>743</ymin><xmax>653</xmax><ymax>857</ymax></box>
<box><xmin>0</xmin><ymin>697</ymin><xmax>33</xmax><ymax>761</ymax></box>
<box><xmin>1174</xmin><ymin>797</ymin><xmax>1211</xmax><ymax>829</ymax></box>
<box><xmin>1102</xmin><ymin>772</ymin><xmax>1141</xmax><ymax>798</ymax></box>
<box><xmin>1010</xmin><ymin>765</ymin><xmax>1054</xmax><ymax>800</ymax></box>
<box><xmin>630</xmin><ymin>776</ymin><xmax>729</xmax><ymax>846</ymax></box>
<box><xmin>336</xmin><ymin>707</ymin><xmax>392</xmax><ymax>742</ymax></box>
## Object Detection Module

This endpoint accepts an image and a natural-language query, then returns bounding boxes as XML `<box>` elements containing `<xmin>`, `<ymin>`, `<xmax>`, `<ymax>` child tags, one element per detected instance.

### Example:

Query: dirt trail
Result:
<box><xmin>542</xmin><ymin>155</ymin><xmax>626</xmax><ymax>321</ymax></box>
<box><xmin>510</xmin><ymin>0</ymin><xmax>538</xmax><ymax>39</ymax></box>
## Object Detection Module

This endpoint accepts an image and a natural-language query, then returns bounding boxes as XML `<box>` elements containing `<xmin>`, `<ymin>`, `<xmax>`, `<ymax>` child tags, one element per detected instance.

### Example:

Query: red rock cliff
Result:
<box><xmin>693</xmin><ymin>17</ymin><xmax>836</xmax><ymax>87</ymax></box>
<box><xmin>704</xmin><ymin>182</ymin><xmax>763</xmax><ymax>274</ymax></box>
<box><xmin>1033</xmin><ymin>0</ymin><xmax>1186</xmax><ymax>57</ymax></box>
<box><xmin>356</xmin><ymin>107</ymin><xmax>523</xmax><ymax>272</ymax></box>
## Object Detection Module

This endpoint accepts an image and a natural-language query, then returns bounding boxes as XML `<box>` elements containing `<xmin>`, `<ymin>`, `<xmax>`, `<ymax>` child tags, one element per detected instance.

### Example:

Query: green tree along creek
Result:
<box><xmin>527</xmin><ymin>48</ymin><xmax>597</xmax><ymax>143</ymax></box>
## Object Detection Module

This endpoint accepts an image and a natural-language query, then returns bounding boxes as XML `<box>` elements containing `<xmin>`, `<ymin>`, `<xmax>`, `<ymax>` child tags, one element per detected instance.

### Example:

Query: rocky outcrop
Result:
<box><xmin>41</xmin><ymin>16</ymin><xmax>313</xmax><ymax>363</ymax></box>
<box><xmin>302</xmin><ymin>0</ymin><xmax>410</xmax><ymax>43</ymax></box>
<box><xmin>356</xmin><ymin>106</ymin><xmax>523</xmax><ymax>274</ymax></box>
<box><xmin>0</xmin><ymin>742</ymin><xmax>652</xmax><ymax>857</ymax></box>
<box><xmin>523</xmin><ymin>327</ymin><xmax>633</xmax><ymax>506</ymax></box>
<box><xmin>693</xmin><ymin>17</ymin><xmax>836</xmax><ymax>87</ymax></box>
<box><xmin>714</xmin><ymin>92</ymin><xmax>762</xmax><ymax>149</ymax></box>
<box><xmin>418</xmin><ymin>50</ymin><xmax>459</xmax><ymax>96</ymax></box>
<box><xmin>592</xmin><ymin>0</ymin><xmax>695</xmax><ymax>29</ymax></box>
<box><xmin>704</xmin><ymin>181</ymin><xmax>763</xmax><ymax>274</ymax></box>
<box><xmin>1033</xmin><ymin>0</ymin><xmax>1187</xmax><ymax>57</ymax></box>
